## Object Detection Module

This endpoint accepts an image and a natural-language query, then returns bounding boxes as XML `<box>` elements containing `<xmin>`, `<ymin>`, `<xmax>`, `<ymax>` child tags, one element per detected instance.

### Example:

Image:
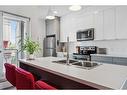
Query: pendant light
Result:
<box><xmin>69</xmin><ymin>5</ymin><xmax>82</xmax><ymax>11</ymax></box>
<box><xmin>46</xmin><ymin>7</ymin><xmax>55</xmax><ymax>20</ymax></box>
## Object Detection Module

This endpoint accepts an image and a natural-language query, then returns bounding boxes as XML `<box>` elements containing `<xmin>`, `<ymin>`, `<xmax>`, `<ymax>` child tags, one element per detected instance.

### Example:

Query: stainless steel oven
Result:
<box><xmin>77</xmin><ymin>28</ymin><xmax>94</xmax><ymax>41</ymax></box>
<box><xmin>73</xmin><ymin>46</ymin><xmax>97</xmax><ymax>61</ymax></box>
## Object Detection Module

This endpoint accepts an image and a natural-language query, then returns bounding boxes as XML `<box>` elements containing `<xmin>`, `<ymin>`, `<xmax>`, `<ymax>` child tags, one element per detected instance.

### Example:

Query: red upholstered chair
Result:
<box><xmin>15</xmin><ymin>68</ymin><xmax>35</xmax><ymax>89</ymax></box>
<box><xmin>16</xmin><ymin>68</ymin><xmax>57</xmax><ymax>90</ymax></box>
<box><xmin>35</xmin><ymin>80</ymin><xmax>57</xmax><ymax>90</ymax></box>
<box><xmin>4</xmin><ymin>63</ymin><xmax>16</xmax><ymax>86</ymax></box>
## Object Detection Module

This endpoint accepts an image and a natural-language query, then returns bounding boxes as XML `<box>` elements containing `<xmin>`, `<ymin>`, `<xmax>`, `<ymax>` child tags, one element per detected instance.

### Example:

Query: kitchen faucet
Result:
<box><xmin>66</xmin><ymin>37</ymin><xmax>70</xmax><ymax>65</ymax></box>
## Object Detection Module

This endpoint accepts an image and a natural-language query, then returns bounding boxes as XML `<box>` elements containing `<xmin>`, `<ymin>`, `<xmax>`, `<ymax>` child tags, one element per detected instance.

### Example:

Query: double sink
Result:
<box><xmin>52</xmin><ymin>59</ymin><xmax>101</xmax><ymax>70</ymax></box>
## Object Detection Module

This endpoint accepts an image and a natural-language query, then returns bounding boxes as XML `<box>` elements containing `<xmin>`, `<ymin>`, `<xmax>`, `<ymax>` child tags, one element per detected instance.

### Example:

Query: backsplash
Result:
<box><xmin>69</xmin><ymin>39</ymin><xmax>127</xmax><ymax>56</ymax></box>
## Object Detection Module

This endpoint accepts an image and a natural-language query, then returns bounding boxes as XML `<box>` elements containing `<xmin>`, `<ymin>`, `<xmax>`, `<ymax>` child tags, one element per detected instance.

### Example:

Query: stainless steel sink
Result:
<box><xmin>52</xmin><ymin>60</ymin><xmax>101</xmax><ymax>70</ymax></box>
<box><xmin>52</xmin><ymin>60</ymin><xmax>78</xmax><ymax>65</ymax></box>
<box><xmin>72</xmin><ymin>61</ymin><xmax>101</xmax><ymax>70</ymax></box>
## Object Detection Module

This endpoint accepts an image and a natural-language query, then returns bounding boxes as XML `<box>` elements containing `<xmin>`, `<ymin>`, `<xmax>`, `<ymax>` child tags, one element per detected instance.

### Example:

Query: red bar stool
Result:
<box><xmin>15</xmin><ymin>68</ymin><xmax>35</xmax><ymax>89</ymax></box>
<box><xmin>35</xmin><ymin>80</ymin><xmax>57</xmax><ymax>90</ymax></box>
<box><xmin>15</xmin><ymin>68</ymin><xmax>57</xmax><ymax>90</ymax></box>
<box><xmin>4</xmin><ymin>63</ymin><xmax>16</xmax><ymax>86</ymax></box>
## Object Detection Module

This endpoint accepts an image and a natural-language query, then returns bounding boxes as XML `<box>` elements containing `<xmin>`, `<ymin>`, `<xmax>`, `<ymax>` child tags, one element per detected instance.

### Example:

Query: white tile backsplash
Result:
<box><xmin>69</xmin><ymin>39</ymin><xmax>127</xmax><ymax>56</ymax></box>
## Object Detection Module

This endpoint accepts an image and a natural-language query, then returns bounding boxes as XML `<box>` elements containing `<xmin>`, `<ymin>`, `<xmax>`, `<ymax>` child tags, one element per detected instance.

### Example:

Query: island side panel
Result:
<box><xmin>19</xmin><ymin>62</ymin><xmax>98</xmax><ymax>89</ymax></box>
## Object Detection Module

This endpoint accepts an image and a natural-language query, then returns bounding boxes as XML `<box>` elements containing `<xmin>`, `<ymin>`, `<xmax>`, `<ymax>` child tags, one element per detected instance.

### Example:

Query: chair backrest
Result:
<box><xmin>4</xmin><ymin>63</ymin><xmax>16</xmax><ymax>86</ymax></box>
<box><xmin>35</xmin><ymin>80</ymin><xmax>57</xmax><ymax>90</ymax></box>
<box><xmin>15</xmin><ymin>68</ymin><xmax>35</xmax><ymax>89</ymax></box>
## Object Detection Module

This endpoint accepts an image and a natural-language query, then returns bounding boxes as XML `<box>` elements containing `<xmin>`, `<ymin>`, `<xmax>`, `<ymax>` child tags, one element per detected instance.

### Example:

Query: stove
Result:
<box><xmin>73</xmin><ymin>46</ymin><xmax>97</xmax><ymax>61</ymax></box>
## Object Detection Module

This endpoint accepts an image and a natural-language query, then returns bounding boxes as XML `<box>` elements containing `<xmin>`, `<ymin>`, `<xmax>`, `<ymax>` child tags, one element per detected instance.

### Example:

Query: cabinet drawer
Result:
<box><xmin>101</xmin><ymin>57</ymin><xmax>113</xmax><ymax>63</ymax></box>
<box><xmin>91</xmin><ymin>56</ymin><xmax>113</xmax><ymax>64</ymax></box>
<box><xmin>91</xmin><ymin>56</ymin><xmax>102</xmax><ymax>61</ymax></box>
<box><xmin>113</xmin><ymin>57</ymin><xmax>127</xmax><ymax>66</ymax></box>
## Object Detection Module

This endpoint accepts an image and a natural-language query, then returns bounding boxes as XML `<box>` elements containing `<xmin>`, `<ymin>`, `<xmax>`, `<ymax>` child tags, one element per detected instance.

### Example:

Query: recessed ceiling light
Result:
<box><xmin>53</xmin><ymin>11</ymin><xmax>58</xmax><ymax>14</ymax></box>
<box><xmin>46</xmin><ymin>7</ymin><xmax>55</xmax><ymax>20</ymax></box>
<box><xmin>69</xmin><ymin>5</ymin><xmax>82</xmax><ymax>11</ymax></box>
<box><xmin>94</xmin><ymin>11</ymin><xmax>99</xmax><ymax>14</ymax></box>
<box><xmin>46</xmin><ymin>16</ymin><xmax>55</xmax><ymax>20</ymax></box>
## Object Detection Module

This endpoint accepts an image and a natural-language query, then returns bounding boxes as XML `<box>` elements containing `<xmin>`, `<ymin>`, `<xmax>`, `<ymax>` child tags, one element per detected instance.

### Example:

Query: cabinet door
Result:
<box><xmin>113</xmin><ymin>57</ymin><xmax>127</xmax><ymax>66</ymax></box>
<box><xmin>91</xmin><ymin>56</ymin><xmax>102</xmax><ymax>62</ymax></box>
<box><xmin>103</xmin><ymin>8</ymin><xmax>115</xmax><ymax>40</ymax></box>
<box><xmin>60</xmin><ymin>14</ymin><xmax>94</xmax><ymax>42</ymax></box>
<box><xmin>94</xmin><ymin>11</ymin><xmax>104</xmax><ymax>40</ymax></box>
<box><xmin>116</xmin><ymin>6</ymin><xmax>127</xmax><ymax>39</ymax></box>
<box><xmin>46</xmin><ymin>18</ymin><xmax>60</xmax><ymax>36</ymax></box>
<box><xmin>76</xmin><ymin>14</ymin><xmax>94</xmax><ymax>29</ymax></box>
<box><xmin>68</xmin><ymin>17</ymin><xmax>77</xmax><ymax>42</ymax></box>
<box><xmin>46</xmin><ymin>19</ymin><xmax>55</xmax><ymax>35</ymax></box>
<box><xmin>91</xmin><ymin>56</ymin><xmax>113</xmax><ymax>64</ymax></box>
<box><xmin>60</xmin><ymin>17</ymin><xmax>69</xmax><ymax>42</ymax></box>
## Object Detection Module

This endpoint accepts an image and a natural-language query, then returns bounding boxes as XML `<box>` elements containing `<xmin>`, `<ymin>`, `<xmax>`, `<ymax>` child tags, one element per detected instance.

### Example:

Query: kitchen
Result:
<box><xmin>19</xmin><ymin>6</ymin><xmax>127</xmax><ymax>90</ymax></box>
<box><xmin>44</xmin><ymin>6</ymin><xmax>127</xmax><ymax>66</ymax></box>
<box><xmin>1</xmin><ymin>5</ymin><xmax>127</xmax><ymax>90</ymax></box>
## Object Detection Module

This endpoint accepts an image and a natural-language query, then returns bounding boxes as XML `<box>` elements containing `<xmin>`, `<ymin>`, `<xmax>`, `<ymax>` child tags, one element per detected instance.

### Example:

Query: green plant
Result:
<box><xmin>9</xmin><ymin>42</ymin><xmax>16</xmax><ymax>49</ymax></box>
<box><xmin>22</xmin><ymin>37</ymin><xmax>40</xmax><ymax>54</ymax></box>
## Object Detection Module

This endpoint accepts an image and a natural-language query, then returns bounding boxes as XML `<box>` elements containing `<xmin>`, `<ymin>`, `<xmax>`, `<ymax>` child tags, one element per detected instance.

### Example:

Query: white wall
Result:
<box><xmin>0</xmin><ymin>6</ymin><xmax>46</xmax><ymax>57</ymax></box>
<box><xmin>61</xmin><ymin>6</ymin><xmax>127</xmax><ymax>56</ymax></box>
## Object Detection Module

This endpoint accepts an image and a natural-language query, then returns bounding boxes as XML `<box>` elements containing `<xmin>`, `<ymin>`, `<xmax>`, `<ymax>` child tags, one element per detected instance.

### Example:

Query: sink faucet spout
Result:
<box><xmin>66</xmin><ymin>37</ymin><xmax>69</xmax><ymax>65</ymax></box>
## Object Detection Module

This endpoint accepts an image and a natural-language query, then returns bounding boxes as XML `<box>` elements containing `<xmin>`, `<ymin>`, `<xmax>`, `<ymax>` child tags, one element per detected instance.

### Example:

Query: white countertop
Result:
<box><xmin>91</xmin><ymin>54</ymin><xmax>127</xmax><ymax>58</ymax></box>
<box><xmin>19</xmin><ymin>57</ymin><xmax>127</xmax><ymax>89</ymax></box>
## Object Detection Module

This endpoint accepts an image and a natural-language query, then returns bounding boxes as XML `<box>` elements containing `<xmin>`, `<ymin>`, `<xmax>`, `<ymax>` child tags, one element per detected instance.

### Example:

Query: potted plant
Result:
<box><xmin>22</xmin><ymin>37</ymin><xmax>40</xmax><ymax>60</ymax></box>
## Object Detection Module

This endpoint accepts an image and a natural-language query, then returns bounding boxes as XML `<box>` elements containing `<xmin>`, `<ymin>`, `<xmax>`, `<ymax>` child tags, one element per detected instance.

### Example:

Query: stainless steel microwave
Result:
<box><xmin>76</xmin><ymin>28</ymin><xmax>94</xmax><ymax>41</ymax></box>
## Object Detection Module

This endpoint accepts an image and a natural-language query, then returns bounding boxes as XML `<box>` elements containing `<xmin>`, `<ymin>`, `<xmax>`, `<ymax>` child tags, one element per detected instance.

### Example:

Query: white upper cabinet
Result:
<box><xmin>116</xmin><ymin>6</ymin><xmax>127</xmax><ymax>39</ymax></box>
<box><xmin>60</xmin><ymin>16</ymin><xmax>76</xmax><ymax>42</ymax></box>
<box><xmin>60</xmin><ymin>6</ymin><xmax>127</xmax><ymax>42</ymax></box>
<box><xmin>76</xmin><ymin>14</ymin><xmax>94</xmax><ymax>30</ymax></box>
<box><xmin>45</xmin><ymin>17</ymin><xmax>60</xmax><ymax>40</ymax></box>
<box><xmin>60</xmin><ymin>13</ymin><xmax>94</xmax><ymax>42</ymax></box>
<box><xmin>46</xmin><ymin>19</ymin><xmax>56</xmax><ymax>35</ymax></box>
<box><xmin>103</xmin><ymin>8</ymin><xmax>116</xmax><ymax>40</ymax></box>
<box><xmin>94</xmin><ymin>11</ymin><xmax>104</xmax><ymax>40</ymax></box>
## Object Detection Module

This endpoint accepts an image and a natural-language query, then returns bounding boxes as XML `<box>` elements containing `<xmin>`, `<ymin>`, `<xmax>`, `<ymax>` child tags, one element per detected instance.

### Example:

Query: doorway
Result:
<box><xmin>0</xmin><ymin>12</ymin><xmax>30</xmax><ymax>82</ymax></box>
<box><xmin>3</xmin><ymin>18</ymin><xmax>20</xmax><ymax>73</ymax></box>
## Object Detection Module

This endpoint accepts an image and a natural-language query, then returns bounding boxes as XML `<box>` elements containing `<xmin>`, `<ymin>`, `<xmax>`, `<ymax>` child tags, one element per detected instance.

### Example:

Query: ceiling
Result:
<box><xmin>0</xmin><ymin>5</ymin><xmax>117</xmax><ymax>19</ymax></box>
<box><xmin>37</xmin><ymin>5</ymin><xmax>115</xmax><ymax>18</ymax></box>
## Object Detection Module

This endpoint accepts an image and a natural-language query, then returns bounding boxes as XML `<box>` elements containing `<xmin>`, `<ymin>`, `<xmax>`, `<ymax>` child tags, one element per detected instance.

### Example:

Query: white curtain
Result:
<box><xmin>0</xmin><ymin>12</ymin><xmax>4</xmax><ymax>78</ymax></box>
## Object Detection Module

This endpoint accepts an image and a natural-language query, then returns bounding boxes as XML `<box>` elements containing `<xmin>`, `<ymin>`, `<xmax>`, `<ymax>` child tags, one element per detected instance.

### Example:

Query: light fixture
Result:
<box><xmin>46</xmin><ymin>7</ymin><xmax>55</xmax><ymax>20</ymax></box>
<box><xmin>69</xmin><ymin>5</ymin><xmax>82</xmax><ymax>11</ymax></box>
<box><xmin>46</xmin><ymin>15</ymin><xmax>55</xmax><ymax>20</ymax></box>
<box><xmin>94</xmin><ymin>11</ymin><xmax>99</xmax><ymax>14</ymax></box>
<box><xmin>53</xmin><ymin>11</ymin><xmax>58</xmax><ymax>14</ymax></box>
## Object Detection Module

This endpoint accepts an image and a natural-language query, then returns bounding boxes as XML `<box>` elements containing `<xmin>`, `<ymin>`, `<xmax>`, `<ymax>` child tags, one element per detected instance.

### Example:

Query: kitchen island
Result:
<box><xmin>19</xmin><ymin>57</ymin><xmax>127</xmax><ymax>89</ymax></box>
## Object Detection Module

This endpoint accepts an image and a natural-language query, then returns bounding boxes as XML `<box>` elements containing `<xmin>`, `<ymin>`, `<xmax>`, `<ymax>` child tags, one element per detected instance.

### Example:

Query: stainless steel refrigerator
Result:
<box><xmin>43</xmin><ymin>36</ymin><xmax>56</xmax><ymax>57</ymax></box>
